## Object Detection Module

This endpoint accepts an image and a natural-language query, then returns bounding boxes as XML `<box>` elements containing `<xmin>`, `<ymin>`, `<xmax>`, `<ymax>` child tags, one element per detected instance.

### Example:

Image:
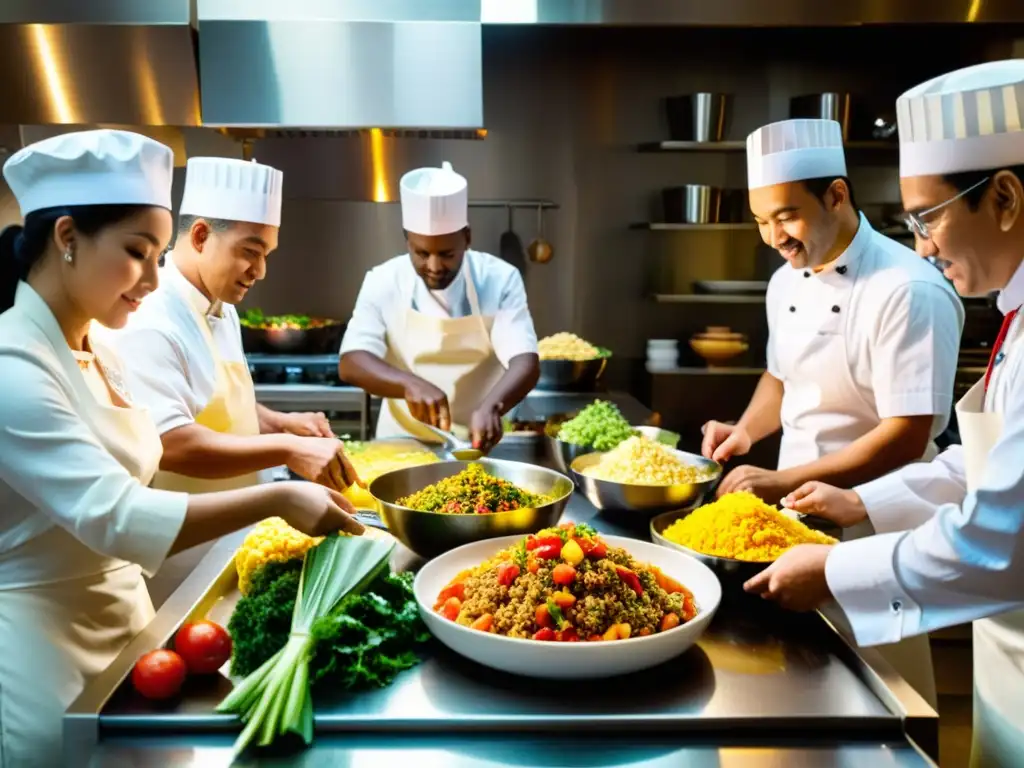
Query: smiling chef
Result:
<box><xmin>110</xmin><ymin>157</ymin><xmax>359</xmax><ymax>594</ymax></box>
<box><xmin>338</xmin><ymin>161</ymin><xmax>540</xmax><ymax>451</ymax></box>
<box><xmin>700</xmin><ymin>118</ymin><xmax>965</xmax><ymax>706</ymax></box>
<box><xmin>746</xmin><ymin>59</ymin><xmax>1024</xmax><ymax>766</ymax></box>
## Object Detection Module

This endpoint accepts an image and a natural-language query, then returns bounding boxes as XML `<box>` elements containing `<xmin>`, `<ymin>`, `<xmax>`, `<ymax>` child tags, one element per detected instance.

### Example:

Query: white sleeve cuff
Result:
<box><xmin>117</xmin><ymin>487</ymin><xmax>188</xmax><ymax>577</ymax></box>
<box><xmin>856</xmin><ymin>475</ymin><xmax>937</xmax><ymax>534</ymax></box>
<box><xmin>825</xmin><ymin>533</ymin><xmax>920</xmax><ymax>646</ymax></box>
<box><xmin>874</xmin><ymin>390</ymin><xmax>951</xmax><ymax>419</ymax></box>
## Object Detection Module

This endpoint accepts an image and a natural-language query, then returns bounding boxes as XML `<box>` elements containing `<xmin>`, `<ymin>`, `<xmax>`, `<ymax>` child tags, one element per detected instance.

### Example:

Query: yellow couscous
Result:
<box><xmin>661</xmin><ymin>491</ymin><xmax>837</xmax><ymax>562</ymax></box>
<box><xmin>581</xmin><ymin>435</ymin><xmax>714</xmax><ymax>486</ymax></box>
<box><xmin>342</xmin><ymin>439</ymin><xmax>441</xmax><ymax>507</ymax></box>
<box><xmin>538</xmin><ymin>332</ymin><xmax>601</xmax><ymax>361</ymax></box>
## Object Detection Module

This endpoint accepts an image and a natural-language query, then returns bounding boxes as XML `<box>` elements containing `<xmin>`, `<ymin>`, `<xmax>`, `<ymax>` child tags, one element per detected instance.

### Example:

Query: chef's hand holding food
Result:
<box><xmin>470</xmin><ymin>401</ymin><xmax>505</xmax><ymax>451</ymax></box>
<box><xmin>716</xmin><ymin>465</ymin><xmax>791</xmax><ymax>505</ymax></box>
<box><xmin>701</xmin><ymin>420</ymin><xmax>752</xmax><ymax>463</ymax></box>
<box><xmin>782</xmin><ymin>481</ymin><xmax>868</xmax><ymax>528</ymax></box>
<box><xmin>284</xmin><ymin>436</ymin><xmax>363</xmax><ymax>492</ymax></box>
<box><xmin>404</xmin><ymin>376</ymin><xmax>453</xmax><ymax>431</ymax></box>
<box><xmin>272</xmin><ymin>481</ymin><xmax>365</xmax><ymax>536</ymax></box>
<box><xmin>743</xmin><ymin>544</ymin><xmax>834</xmax><ymax>611</ymax></box>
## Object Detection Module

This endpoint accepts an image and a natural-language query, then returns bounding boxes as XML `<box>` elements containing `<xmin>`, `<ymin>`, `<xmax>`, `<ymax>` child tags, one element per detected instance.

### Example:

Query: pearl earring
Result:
<box><xmin>63</xmin><ymin>248</ymin><xmax>73</xmax><ymax>264</ymax></box>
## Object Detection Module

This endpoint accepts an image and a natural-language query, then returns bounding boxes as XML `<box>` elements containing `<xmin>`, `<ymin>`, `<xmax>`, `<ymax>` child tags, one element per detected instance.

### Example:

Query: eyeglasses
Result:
<box><xmin>903</xmin><ymin>176</ymin><xmax>990</xmax><ymax>240</ymax></box>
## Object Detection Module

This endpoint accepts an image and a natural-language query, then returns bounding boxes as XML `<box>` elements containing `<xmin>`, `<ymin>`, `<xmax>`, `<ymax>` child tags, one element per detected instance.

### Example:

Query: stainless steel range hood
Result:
<box><xmin>0</xmin><ymin>0</ymin><xmax>201</xmax><ymax>126</ymax></box>
<box><xmin>197</xmin><ymin>0</ymin><xmax>484</xmax><ymax>129</ymax></box>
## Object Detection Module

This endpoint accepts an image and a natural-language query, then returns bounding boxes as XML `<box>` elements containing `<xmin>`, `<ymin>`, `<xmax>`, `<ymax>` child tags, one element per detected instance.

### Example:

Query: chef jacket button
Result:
<box><xmin>789</xmin><ymin>306</ymin><xmax>796</xmax><ymax>312</ymax></box>
<box><xmin>803</xmin><ymin>271</ymin><xmax>811</xmax><ymax>278</ymax></box>
<box><xmin>891</xmin><ymin>599</ymin><xmax>902</xmax><ymax>614</ymax></box>
<box><xmin>831</xmin><ymin>305</ymin><xmax>840</xmax><ymax>313</ymax></box>
<box><xmin>837</xmin><ymin>265</ymin><xmax>848</xmax><ymax>275</ymax></box>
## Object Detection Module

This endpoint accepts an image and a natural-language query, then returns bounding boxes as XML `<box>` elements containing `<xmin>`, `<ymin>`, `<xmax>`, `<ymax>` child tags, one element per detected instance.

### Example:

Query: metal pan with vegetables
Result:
<box><xmin>414</xmin><ymin>523</ymin><xmax>722</xmax><ymax>679</ymax></box>
<box><xmin>239</xmin><ymin>307</ymin><xmax>346</xmax><ymax>354</ymax></box>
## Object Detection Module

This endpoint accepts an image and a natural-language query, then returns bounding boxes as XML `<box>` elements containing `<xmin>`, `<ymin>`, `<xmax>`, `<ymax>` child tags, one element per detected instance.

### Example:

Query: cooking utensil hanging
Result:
<box><xmin>527</xmin><ymin>204</ymin><xmax>553</xmax><ymax>264</ymax></box>
<box><xmin>498</xmin><ymin>205</ymin><xmax>527</xmax><ymax>273</ymax></box>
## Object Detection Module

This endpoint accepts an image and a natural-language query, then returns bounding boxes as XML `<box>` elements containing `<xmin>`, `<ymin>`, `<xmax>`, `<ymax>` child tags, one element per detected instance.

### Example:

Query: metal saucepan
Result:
<box><xmin>362</xmin><ymin>459</ymin><xmax>574</xmax><ymax>559</ymax></box>
<box><xmin>239</xmin><ymin>315</ymin><xmax>346</xmax><ymax>354</ymax></box>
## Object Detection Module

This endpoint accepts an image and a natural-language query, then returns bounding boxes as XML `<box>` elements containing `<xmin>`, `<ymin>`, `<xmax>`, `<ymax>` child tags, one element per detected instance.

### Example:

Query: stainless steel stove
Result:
<box><xmin>247</xmin><ymin>353</ymin><xmax>372</xmax><ymax>439</ymax></box>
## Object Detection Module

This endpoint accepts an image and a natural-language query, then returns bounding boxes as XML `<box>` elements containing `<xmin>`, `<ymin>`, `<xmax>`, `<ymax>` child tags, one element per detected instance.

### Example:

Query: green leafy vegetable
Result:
<box><xmin>217</xmin><ymin>536</ymin><xmax>395</xmax><ymax>756</ymax></box>
<box><xmin>228</xmin><ymin>560</ymin><xmax>302</xmax><ymax>678</ymax></box>
<box><xmin>571</xmin><ymin>521</ymin><xmax>598</xmax><ymax>538</ymax></box>
<box><xmin>557</xmin><ymin>400</ymin><xmax>634</xmax><ymax>451</ymax></box>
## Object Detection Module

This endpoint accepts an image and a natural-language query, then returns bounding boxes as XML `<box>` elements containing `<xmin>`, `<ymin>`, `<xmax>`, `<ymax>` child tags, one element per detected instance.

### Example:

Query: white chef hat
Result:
<box><xmin>179</xmin><ymin>157</ymin><xmax>284</xmax><ymax>227</ymax></box>
<box><xmin>746</xmin><ymin>119</ymin><xmax>847</xmax><ymax>190</ymax></box>
<box><xmin>400</xmin><ymin>161</ymin><xmax>469</xmax><ymax>235</ymax></box>
<box><xmin>897</xmin><ymin>59</ymin><xmax>1024</xmax><ymax>178</ymax></box>
<box><xmin>2</xmin><ymin>129</ymin><xmax>174</xmax><ymax>216</ymax></box>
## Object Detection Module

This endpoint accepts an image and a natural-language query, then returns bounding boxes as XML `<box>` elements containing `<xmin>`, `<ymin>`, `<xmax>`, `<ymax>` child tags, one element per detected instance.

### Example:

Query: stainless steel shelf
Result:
<box><xmin>654</xmin><ymin>293</ymin><xmax>765</xmax><ymax>304</ymax></box>
<box><xmin>469</xmin><ymin>199</ymin><xmax>559</xmax><ymax>209</ymax></box>
<box><xmin>638</xmin><ymin>140</ymin><xmax>899</xmax><ymax>153</ymax></box>
<box><xmin>631</xmin><ymin>222</ymin><xmax>758</xmax><ymax>231</ymax></box>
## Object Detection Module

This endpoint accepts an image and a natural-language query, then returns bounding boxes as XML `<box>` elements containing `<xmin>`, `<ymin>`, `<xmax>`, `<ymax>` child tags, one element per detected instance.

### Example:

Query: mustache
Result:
<box><xmin>777</xmin><ymin>238</ymin><xmax>803</xmax><ymax>253</ymax></box>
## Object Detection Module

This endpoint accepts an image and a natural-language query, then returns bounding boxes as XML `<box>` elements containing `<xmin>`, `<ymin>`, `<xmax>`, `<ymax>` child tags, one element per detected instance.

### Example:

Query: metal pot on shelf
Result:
<box><xmin>665</xmin><ymin>93</ymin><xmax>730</xmax><ymax>142</ymax></box>
<box><xmin>661</xmin><ymin>185</ymin><xmax>749</xmax><ymax>224</ymax></box>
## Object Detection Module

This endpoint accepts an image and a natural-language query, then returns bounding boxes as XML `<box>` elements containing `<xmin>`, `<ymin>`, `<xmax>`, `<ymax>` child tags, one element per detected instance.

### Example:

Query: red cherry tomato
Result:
<box><xmin>534</xmin><ymin>543</ymin><xmax>562</xmax><ymax>560</ymax></box>
<box><xmin>131</xmin><ymin>649</ymin><xmax>187</xmax><ymax>700</ymax></box>
<box><xmin>533</xmin><ymin>627</ymin><xmax>556</xmax><ymax>641</ymax></box>
<box><xmin>551</xmin><ymin>563</ymin><xmax>576</xmax><ymax>586</ymax></box>
<box><xmin>496</xmin><ymin>563</ymin><xmax>520</xmax><ymax>587</ymax></box>
<box><xmin>174</xmin><ymin>620</ymin><xmax>233</xmax><ymax>675</ymax></box>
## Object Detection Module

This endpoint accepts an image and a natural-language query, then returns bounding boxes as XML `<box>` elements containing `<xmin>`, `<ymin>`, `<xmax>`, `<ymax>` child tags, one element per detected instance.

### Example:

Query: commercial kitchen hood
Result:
<box><xmin>197</xmin><ymin>1</ymin><xmax>484</xmax><ymax>130</ymax></box>
<box><xmin>0</xmin><ymin>0</ymin><xmax>201</xmax><ymax>126</ymax></box>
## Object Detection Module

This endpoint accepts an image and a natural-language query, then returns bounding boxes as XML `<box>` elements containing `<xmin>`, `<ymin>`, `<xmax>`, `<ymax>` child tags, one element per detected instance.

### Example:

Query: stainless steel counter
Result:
<box><xmin>65</xmin><ymin>439</ymin><xmax>939</xmax><ymax>768</ymax></box>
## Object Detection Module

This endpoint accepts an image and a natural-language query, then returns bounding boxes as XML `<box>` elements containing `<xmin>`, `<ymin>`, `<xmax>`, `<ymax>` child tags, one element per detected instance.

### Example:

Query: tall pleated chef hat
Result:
<box><xmin>897</xmin><ymin>59</ymin><xmax>1024</xmax><ymax>178</ymax></box>
<box><xmin>2</xmin><ymin>129</ymin><xmax>174</xmax><ymax>216</ymax></box>
<box><xmin>179</xmin><ymin>157</ymin><xmax>284</xmax><ymax>227</ymax></box>
<box><xmin>746</xmin><ymin>119</ymin><xmax>847</xmax><ymax>190</ymax></box>
<box><xmin>400</xmin><ymin>161</ymin><xmax>469</xmax><ymax>235</ymax></box>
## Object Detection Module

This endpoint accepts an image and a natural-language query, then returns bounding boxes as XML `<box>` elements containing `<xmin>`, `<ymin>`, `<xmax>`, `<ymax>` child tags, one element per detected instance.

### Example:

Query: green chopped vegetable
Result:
<box><xmin>557</xmin><ymin>400</ymin><xmax>635</xmax><ymax>452</ymax></box>
<box><xmin>217</xmin><ymin>535</ymin><xmax>396</xmax><ymax>756</ymax></box>
<box><xmin>228</xmin><ymin>560</ymin><xmax>303</xmax><ymax>678</ymax></box>
<box><xmin>546</xmin><ymin>598</ymin><xmax>568</xmax><ymax>629</ymax></box>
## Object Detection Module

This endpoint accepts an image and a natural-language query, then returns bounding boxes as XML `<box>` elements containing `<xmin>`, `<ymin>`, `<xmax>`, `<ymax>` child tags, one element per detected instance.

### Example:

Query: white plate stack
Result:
<box><xmin>646</xmin><ymin>339</ymin><xmax>679</xmax><ymax>372</ymax></box>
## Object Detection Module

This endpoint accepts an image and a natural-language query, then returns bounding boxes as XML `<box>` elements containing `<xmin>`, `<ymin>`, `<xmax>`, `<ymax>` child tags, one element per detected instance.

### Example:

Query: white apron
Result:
<box><xmin>774</xmin><ymin>261</ymin><xmax>937</xmax><ymax>707</ymax></box>
<box><xmin>0</xmin><ymin>343</ymin><xmax>162</xmax><ymax>767</ymax></box>
<box><xmin>375</xmin><ymin>265</ymin><xmax>506</xmax><ymax>442</ymax></box>
<box><xmin>146</xmin><ymin>295</ymin><xmax>262</xmax><ymax>608</ymax></box>
<box><xmin>956</xmin><ymin>378</ymin><xmax>1024</xmax><ymax>767</ymax></box>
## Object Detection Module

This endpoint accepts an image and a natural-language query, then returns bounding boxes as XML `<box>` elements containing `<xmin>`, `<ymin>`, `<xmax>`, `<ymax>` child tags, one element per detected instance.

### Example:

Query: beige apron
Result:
<box><xmin>773</xmin><ymin>257</ymin><xmax>937</xmax><ymax>706</ymax></box>
<box><xmin>955</xmin><ymin>379</ymin><xmax>1024</xmax><ymax>767</ymax></box>
<box><xmin>0</xmin><ymin>352</ymin><xmax>162</xmax><ymax>767</ymax></box>
<box><xmin>147</xmin><ymin>297</ymin><xmax>261</xmax><ymax>608</ymax></box>
<box><xmin>375</xmin><ymin>265</ymin><xmax>506</xmax><ymax>442</ymax></box>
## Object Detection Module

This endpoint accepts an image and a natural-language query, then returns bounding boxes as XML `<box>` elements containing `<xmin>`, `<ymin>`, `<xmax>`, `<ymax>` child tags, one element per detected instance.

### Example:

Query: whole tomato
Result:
<box><xmin>174</xmin><ymin>620</ymin><xmax>233</xmax><ymax>675</ymax></box>
<box><xmin>131</xmin><ymin>649</ymin><xmax>187</xmax><ymax>700</ymax></box>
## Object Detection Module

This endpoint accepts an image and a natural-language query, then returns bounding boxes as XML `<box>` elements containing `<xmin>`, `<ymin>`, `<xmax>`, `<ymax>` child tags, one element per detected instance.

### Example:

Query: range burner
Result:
<box><xmin>246</xmin><ymin>353</ymin><xmax>340</xmax><ymax>385</ymax></box>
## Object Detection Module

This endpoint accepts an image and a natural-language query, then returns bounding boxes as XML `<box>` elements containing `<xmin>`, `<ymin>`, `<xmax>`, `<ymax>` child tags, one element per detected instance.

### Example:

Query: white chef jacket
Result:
<box><xmin>105</xmin><ymin>253</ymin><xmax>250</xmax><ymax>436</ymax></box>
<box><xmin>826</xmin><ymin>259</ymin><xmax>1024</xmax><ymax>645</ymax></box>
<box><xmin>765</xmin><ymin>214</ymin><xmax>965</xmax><ymax>464</ymax></box>
<box><xmin>340</xmin><ymin>249</ymin><xmax>538</xmax><ymax>366</ymax></box>
<box><xmin>0</xmin><ymin>282</ymin><xmax>187</xmax><ymax>577</ymax></box>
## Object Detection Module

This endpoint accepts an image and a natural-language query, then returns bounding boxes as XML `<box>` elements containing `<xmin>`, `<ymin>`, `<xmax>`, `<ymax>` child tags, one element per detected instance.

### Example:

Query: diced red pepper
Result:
<box><xmin>534</xmin><ymin>542</ymin><xmax>562</xmax><ymax>560</ymax></box>
<box><xmin>535</xmin><ymin>603</ymin><xmax>553</xmax><ymax>628</ymax></box>
<box><xmin>437</xmin><ymin>582</ymin><xmax>465</xmax><ymax>603</ymax></box>
<box><xmin>615</xmin><ymin>566</ymin><xmax>644</xmax><ymax>596</ymax></box>
<box><xmin>556</xmin><ymin>627</ymin><xmax>579</xmax><ymax>642</ymax></box>
<box><xmin>441</xmin><ymin>597</ymin><xmax>462</xmax><ymax>621</ymax></box>
<box><xmin>574</xmin><ymin>536</ymin><xmax>607</xmax><ymax>559</ymax></box>
<box><xmin>533</xmin><ymin>627</ymin><xmax>556</xmax><ymax>641</ymax></box>
<box><xmin>551</xmin><ymin>563</ymin><xmax>576</xmax><ymax>586</ymax></box>
<box><xmin>527</xmin><ymin>535</ymin><xmax>561</xmax><ymax>552</ymax></box>
<box><xmin>496</xmin><ymin>563</ymin><xmax>521</xmax><ymax>587</ymax></box>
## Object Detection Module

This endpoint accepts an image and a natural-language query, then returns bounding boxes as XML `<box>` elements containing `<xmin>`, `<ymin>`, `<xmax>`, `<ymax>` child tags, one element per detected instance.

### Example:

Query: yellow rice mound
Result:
<box><xmin>662</xmin><ymin>491</ymin><xmax>837</xmax><ymax>562</ymax></box>
<box><xmin>582</xmin><ymin>435</ymin><xmax>714</xmax><ymax>486</ymax></box>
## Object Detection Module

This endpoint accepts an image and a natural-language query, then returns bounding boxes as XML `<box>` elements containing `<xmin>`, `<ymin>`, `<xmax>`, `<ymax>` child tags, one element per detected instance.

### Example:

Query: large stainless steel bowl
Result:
<box><xmin>569</xmin><ymin>449</ymin><xmax>721</xmax><ymax>515</ymax></box>
<box><xmin>649</xmin><ymin>508</ymin><xmax>842</xmax><ymax>583</ymax></box>
<box><xmin>536</xmin><ymin>354</ymin><xmax>609</xmax><ymax>391</ymax></box>
<box><xmin>546</xmin><ymin>425</ymin><xmax>679</xmax><ymax>476</ymax></box>
<box><xmin>368</xmin><ymin>459</ymin><xmax>574</xmax><ymax>559</ymax></box>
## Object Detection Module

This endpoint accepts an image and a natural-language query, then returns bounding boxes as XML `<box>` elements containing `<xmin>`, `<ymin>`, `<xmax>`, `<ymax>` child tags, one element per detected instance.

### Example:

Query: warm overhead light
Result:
<box><xmin>369</xmin><ymin>128</ymin><xmax>391</xmax><ymax>203</ymax></box>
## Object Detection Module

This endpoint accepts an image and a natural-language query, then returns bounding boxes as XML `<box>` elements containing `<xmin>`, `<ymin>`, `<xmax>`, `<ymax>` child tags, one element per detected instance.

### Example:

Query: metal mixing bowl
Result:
<box><xmin>649</xmin><ymin>508</ymin><xmax>842</xmax><ymax>583</ymax></box>
<box><xmin>569</xmin><ymin>449</ymin><xmax>720</xmax><ymax>515</ymax></box>
<box><xmin>547</xmin><ymin>425</ymin><xmax>679</xmax><ymax>476</ymax></box>
<box><xmin>367</xmin><ymin>459</ymin><xmax>574</xmax><ymax>559</ymax></box>
<box><xmin>536</xmin><ymin>354</ymin><xmax>609</xmax><ymax>391</ymax></box>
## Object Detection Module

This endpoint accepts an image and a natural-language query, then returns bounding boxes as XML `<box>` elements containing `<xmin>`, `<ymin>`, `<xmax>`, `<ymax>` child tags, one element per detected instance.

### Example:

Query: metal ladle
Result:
<box><xmin>420</xmin><ymin>423</ymin><xmax>483</xmax><ymax>461</ymax></box>
<box><xmin>527</xmin><ymin>204</ymin><xmax>553</xmax><ymax>264</ymax></box>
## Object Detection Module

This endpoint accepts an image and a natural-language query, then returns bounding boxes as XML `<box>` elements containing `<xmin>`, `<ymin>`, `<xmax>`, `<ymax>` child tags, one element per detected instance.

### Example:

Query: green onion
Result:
<box><xmin>216</xmin><ymin>534</ymin><xmax>395</xmax><ymax>757</ymax></box>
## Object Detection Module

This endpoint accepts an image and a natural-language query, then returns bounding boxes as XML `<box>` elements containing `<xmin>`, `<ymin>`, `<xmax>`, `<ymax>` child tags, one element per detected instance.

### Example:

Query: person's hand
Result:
<box><xmin>701</xmin><ymin>421</ymin><xmax>752</xmax><ymax>463</ymax></box>
<box><xmin>404</xmin><ymin>379</ymin><xmax>451</xmax><ymax>431</ymax></box>
<box><xmin>744</xmin><ymin>544</ymin><xmax>834</xmax><ymax>611</ymax></box>
<box><xmin>470</xmin><ymin>404</ymin><xmax>504</xmax><ymax>452</ymax></box>
<box><xmin>717</xmin><ymin>465</ymin><xmax>790</xmax><ymax>504</ymax></box>
<box><xmin>782</xmin><ymin>482</ymin><xmax>867</xmax><ymax>528</ymax></box>
<box><xmin>278</xmin><ymin>411</ymin><xmax>333</xmax><ymax>438</ymax></box>
<box><xmin>285</xmin><ymin>436</ymin><xmax>363</xmax><ymax>492</ymax></box>
<box><xmin>275</xmin><ymin>482</ymin><xmax>365</xmax><ymax>537</ymax></box>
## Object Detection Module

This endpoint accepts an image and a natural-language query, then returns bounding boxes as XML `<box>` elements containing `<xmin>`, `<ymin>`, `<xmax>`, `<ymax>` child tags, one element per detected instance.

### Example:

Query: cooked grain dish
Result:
<box><xmin>581</xmin><ymin>435</ymin><xmax>715</xmax><ymax>486</ymax></box>
<box><xmin>433</xmin><ymin>522</ymin><xmax>698</xmax><ymax>641</ymax></box>
<box><xmin>661</xmin><ymin>491</ymin><xmax>837</xmax><ymax>562</ymax></box>
<box><xmin>397</xmin><ymin>463</ymin><xmax>550</xmax><ymax>515</ymax></box>
<box><xmin>538</xmin><ymin>332</ymin><xmax>602</xmax><ymax>361</ymax></box>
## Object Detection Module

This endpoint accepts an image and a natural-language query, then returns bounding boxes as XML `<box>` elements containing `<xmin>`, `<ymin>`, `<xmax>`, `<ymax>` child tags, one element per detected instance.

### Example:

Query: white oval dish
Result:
<box><xmin>414</xmin><ymin>534</ymin><xmax>722</xmax><ymax>679</ymax></box>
